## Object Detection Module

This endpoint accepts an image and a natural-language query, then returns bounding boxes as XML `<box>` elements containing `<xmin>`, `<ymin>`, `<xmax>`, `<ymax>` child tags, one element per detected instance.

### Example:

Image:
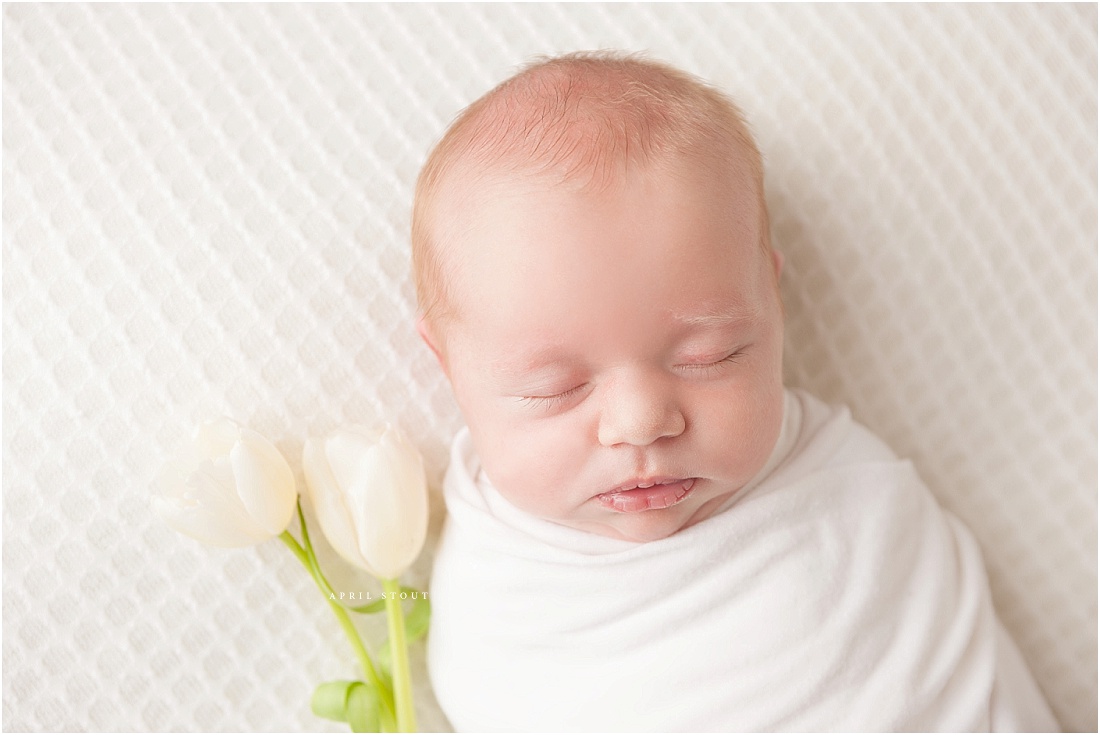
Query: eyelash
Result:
<box><xmin>516</xmin><ymin>384</ymin><xmax>588</xmax><ymax>409</ymax></box>
<box><xmin>515</xmin><ymin>350</ymin><xmax>745</xmax><ymax>409</ymax></box>
<box><xmin>680</xmin><ymin>349</ymin><xmax>745</xmax><ymax>374</ymax></box>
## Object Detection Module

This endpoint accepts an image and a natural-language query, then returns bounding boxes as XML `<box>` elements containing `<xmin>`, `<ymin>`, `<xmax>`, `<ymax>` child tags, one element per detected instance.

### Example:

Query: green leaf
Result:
<box><xmin>346</xmin><ymin>682</ymin><xmax>383</xmax><ymax>733</ymax></box>
<box><xmin>310</xmin><ymin>680</ymin><xmax>358</xmax><ymax>722</ymax></box>
<box><xmin>347</xmin><ymin>598</ymin><xmax>387</xmax><ymax>614</ymax></box>
<box><xmin>377</xmin><ymin>639</ymin><xmax>393</xmax><ymax>681</ymax></box>
<box><xmin>346</xmin><ymin>586</ymin><xmax>427</xmax><ymax>616</ymax></box>
<box><xmin>404</xmin><ymin>595</ymin><xmax>431</xmax><ymax>643</ymax></box>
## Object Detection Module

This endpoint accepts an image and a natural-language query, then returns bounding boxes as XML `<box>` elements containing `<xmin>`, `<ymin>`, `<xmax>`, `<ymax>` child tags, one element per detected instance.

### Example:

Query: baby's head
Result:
<box><xmin>413</xmin><ymin>51</ymin><xmax>785</xmax><ymax>542</ymax></box>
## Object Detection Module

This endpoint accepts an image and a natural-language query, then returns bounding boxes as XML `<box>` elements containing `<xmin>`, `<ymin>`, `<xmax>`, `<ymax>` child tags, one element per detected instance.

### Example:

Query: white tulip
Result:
<box><xmin>152</xmin><ymin>417</ymin><xmax>298</xmax><ymax>547</ymax></box>
<box><xmin>302</xmin><ymin>423</ymin><xmax>429</xmax><ymax>580</ymax></box>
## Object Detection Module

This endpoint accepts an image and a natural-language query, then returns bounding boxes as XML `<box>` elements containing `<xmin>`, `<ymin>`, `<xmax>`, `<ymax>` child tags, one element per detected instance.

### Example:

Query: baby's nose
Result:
<box><xmin>596</xmin><ymin>373</ymin><xmax>686</xmax><ymax>447</ymax></box>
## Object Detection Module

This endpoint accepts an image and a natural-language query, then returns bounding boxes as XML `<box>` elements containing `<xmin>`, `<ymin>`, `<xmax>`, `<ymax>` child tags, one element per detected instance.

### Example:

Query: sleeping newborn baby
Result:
<box><xmin>412</xmin><ymin>51</ymin><xmax>1058</xmax><ymax>731</ymax></box>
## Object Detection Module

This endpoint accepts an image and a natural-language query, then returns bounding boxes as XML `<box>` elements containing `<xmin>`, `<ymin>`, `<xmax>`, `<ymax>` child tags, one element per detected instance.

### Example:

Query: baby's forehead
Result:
<box><xmin>439</xmin><ymin>148</ymin><xmax>761</xmax><ymax>243</ymax></box>
<box><xmin>439</xmin><ymin>163</ymin><xmax>768</xmax><ymax>300</ymax></box>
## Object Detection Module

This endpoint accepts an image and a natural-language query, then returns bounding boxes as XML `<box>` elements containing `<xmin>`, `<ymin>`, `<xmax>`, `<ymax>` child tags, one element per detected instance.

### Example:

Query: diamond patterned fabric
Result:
<box><xmin>3</xmin><ymin>4</ymin><xmax>1095</xmax><ymax>731</ymax></box>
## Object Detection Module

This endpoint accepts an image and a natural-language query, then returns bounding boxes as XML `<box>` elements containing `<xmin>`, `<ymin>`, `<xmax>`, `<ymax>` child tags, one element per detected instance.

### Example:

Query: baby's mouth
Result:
<box><xmin>596</xmin><ymin>478</ymin><xmax>696</xmax><ymax>513</ymax></box>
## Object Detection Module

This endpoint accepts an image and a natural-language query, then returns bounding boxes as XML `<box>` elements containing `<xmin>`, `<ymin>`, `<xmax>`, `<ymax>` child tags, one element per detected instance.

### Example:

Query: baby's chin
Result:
<box><xmin>569</xmin><ymin>517</ymin><xmax>689</xmax><ymax>544</ymax></box>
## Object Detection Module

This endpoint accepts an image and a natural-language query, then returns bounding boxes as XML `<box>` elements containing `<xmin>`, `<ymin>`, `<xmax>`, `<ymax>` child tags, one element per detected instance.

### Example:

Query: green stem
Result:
<box><xmin>296</xmin><ymin>501</ymin><xmax>340</xmax><ymax>599</ymax></box>
<box><xmin>291</xmin><ymin>504</ymin><xmax>382</xmax><ymax>614</ymax></box>
<box><xmin>279</xmin><ymin>532</ymin><xmax>379</xmax><ymax>683</ymax></box>
<box><xmin>280</xmin><ymin>528</ymin><xmax>397</xmax><ymax>731</ymax></box>
<box><xmin>383</xmin><ymin>578</ymin><xmax>416</xmax><ymax>733</ymax></box>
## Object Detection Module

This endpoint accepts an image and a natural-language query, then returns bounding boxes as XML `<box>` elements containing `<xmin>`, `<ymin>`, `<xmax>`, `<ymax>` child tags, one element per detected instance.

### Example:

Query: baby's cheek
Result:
<box><xmin>692</xmin><ymin>381</ymin><xmax>782</xmax><ymax>472</ymax></box>
<box><xmin>475</xmin><ymin>413</ymin><xmax>581</xmax><ymax>514</ymax></box>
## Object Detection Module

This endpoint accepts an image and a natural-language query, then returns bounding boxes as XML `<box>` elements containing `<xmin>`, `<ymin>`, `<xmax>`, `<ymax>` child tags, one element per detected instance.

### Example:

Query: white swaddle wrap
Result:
<box><xmin>428</xmin><ymin>389</ymin><xmax>1057</xmax><ymax>732</ymax></box>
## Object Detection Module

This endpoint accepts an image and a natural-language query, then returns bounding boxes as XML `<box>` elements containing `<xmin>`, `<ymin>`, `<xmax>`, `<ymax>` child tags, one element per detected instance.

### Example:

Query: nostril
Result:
<box><xmin>597</xmin><ymin>406</ymin><xmax>686</xmax><ymax>447</ymax></box>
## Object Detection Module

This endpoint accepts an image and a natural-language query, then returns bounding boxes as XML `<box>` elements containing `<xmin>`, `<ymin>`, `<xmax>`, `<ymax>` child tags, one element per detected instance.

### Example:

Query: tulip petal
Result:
<box><xmin>380</xmin><ymin>426</ymin><xmax>429</xmax><ymax>569</ymax></box>
<box><xmin>230</xmin><ymin>430</ymin><xmax>297</xmax><ymax>536</ymax></box>
<box><xmin>302</xmin><ymin>436</ymin><xmax>374</xmax><ymax>572</ymax></box>
<box><xmin>195</xmin><ymin>417</ymin><xmax>242</xmax><ymax>458</ymax></box>
<box><xmin>154</xmin><ymin>425</ymin><xmax>221</xmax><ymax>501</ymax></box>
<box><xmin>153</xmin><ymin>456</ymin><xmax>198</xmax><ymax>501</ymax></box>
<box><xmin>152</xmin><ymin>494</ymin><xmax>268</xmax><ymax>548</ymax></box>
<box><xmin>341</xmin><ymin>426</ymin><xmax>429</xmax><ymax>579</ymax></box>
<box><xmin>180</xmin><ymin>458</ymin><xmax>272</xmax><ymax>546</ymax></box>
<box><xmin>153</xmin><ymin>417</ymin><xmax>292</xmax><ymax>548</ymax></box>
<box><xmin>302</xmin><ymin>425</ymin><xmax>429</xmax><ymax>580</ymax></box>
<box><xmin>152</xmin><ymin>458</ymin><xmax>268</xmax><ymax>547</ymax></box>
<box><xmin>327</xmin><ymin>434</ymin><xmax>396</xmax><ymax>577</ymax></box>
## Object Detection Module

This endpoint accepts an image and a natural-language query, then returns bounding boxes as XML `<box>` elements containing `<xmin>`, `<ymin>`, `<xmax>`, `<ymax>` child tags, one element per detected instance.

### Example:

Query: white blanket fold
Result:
<box><xmin>428</xmin><ymin>389</ymin><xmax>1057</xmax><ymax>732</ymax></box>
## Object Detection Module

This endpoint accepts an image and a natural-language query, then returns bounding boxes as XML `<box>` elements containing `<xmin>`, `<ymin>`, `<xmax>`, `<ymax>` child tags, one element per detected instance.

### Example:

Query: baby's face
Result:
<box><xmin>424</xmin><ymin>159</ymin><xmax>785</xmax><ymax>542</ymax></box>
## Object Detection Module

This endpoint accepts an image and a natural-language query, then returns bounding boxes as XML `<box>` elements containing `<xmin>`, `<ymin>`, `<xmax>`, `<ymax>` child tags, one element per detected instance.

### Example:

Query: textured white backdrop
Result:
<box><xmin>3</xmin><ymin>3</ymin><xmax>1095</xmax><ymax>731</ymax></box>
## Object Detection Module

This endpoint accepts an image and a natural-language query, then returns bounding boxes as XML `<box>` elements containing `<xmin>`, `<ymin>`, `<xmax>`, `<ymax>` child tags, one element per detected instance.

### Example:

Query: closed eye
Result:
<box><xmin>678</xmin><ymin>349</ymin><xmax>745</xmax><ymax>374</ymax></box>
<box><xmin>515</xmin><ymin>383</ymin><xmax>588</xmax><ymax>410</ymax></box>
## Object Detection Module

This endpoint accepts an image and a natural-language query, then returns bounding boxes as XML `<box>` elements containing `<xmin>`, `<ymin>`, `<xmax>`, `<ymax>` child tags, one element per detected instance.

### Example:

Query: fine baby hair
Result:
<box><xmin>411</xmin><ymin>50</ymin><xmax>770</xmax><ymax>326</ymax></box>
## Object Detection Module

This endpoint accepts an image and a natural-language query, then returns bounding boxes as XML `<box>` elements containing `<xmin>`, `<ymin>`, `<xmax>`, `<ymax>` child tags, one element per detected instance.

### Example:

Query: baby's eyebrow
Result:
<box><xmin>671</xmin><ymin>306</ymin><xmax>762</xmax><ymax>328</ymax></box>
<box><xmin>488</xmin><ymin>347</ymin><xmax>570</xmax><ymax>379</ymax></box>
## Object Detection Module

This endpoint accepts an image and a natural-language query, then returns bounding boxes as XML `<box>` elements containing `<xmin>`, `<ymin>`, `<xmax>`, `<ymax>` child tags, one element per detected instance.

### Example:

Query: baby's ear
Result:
<box><xmin>771</xmin><ymin>249</ymin><xmax>784</xmax><ymax>282</ymax></box>
<box><xmin>416</xmin><ymin>315</ymin><xmax>449</xmax><ymax>376</ymax></box>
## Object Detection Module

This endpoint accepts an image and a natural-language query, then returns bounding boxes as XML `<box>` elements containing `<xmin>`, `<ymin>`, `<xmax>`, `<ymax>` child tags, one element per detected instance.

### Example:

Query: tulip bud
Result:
<box><xmin>302</xmin><ymin>423</ymin><xmax>429</xmax><ymax>580</ymax></box>
<box><xmin>152</xmin><ymin>417</ymin><xmax>298</xmax><ymax>547</ymax></box>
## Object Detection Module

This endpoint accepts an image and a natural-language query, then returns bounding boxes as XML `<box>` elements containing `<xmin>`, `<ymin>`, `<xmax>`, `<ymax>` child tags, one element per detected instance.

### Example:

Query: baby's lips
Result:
<box><xmin>611</xmin><ymin>476</ymin><xmax>672</xmax><ymax>492</ymax></box>
<box><xmin>597</xmin><ymin>478</ymin><xmax>696</xmax><ymax>513</ymax></box>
